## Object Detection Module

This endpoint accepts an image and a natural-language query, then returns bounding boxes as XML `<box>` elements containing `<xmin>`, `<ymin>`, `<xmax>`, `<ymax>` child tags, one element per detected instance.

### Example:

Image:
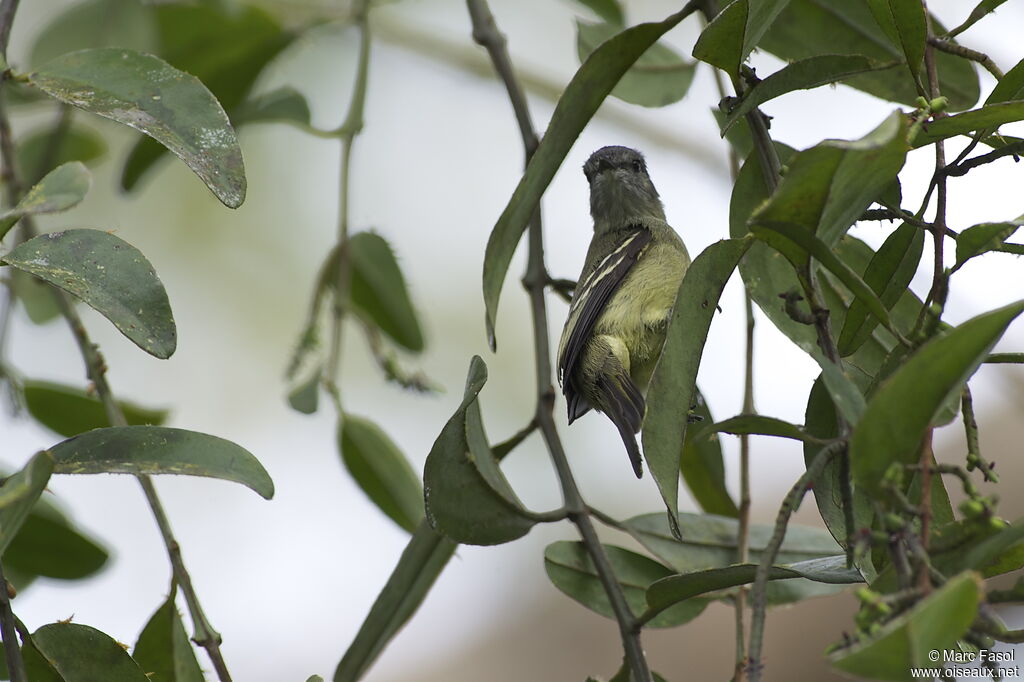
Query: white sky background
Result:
<box><xmin>4</xmin><ymin>1</ymin><xmax>1024</xmax><ymax>680</ymax></box>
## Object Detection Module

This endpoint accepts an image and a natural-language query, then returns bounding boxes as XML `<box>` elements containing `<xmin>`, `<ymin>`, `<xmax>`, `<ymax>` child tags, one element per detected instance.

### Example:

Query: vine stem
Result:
<box><xmin>465</xmin><ymin>2</ymin><xmax>651</xmax><ymax>679</ymax></box>
<box><xmin>0</xmin><ymin>6</ymin><xmax>232</xmax><ymax>678</ymax></box>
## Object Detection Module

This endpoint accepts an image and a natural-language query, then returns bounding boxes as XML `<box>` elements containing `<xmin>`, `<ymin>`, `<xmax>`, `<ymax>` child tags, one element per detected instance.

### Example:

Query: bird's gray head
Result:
<box><xmin>583</xmin><ymin>145</ymin><xmax>665</xmax><ymax>233</ymax></box>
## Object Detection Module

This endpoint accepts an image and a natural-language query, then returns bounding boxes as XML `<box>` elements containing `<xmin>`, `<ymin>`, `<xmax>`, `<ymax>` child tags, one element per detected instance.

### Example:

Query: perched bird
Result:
<box><xmin>557</xmin><ymin>146</ymin><xmax>690</xmax><ymax>478</ymax></box>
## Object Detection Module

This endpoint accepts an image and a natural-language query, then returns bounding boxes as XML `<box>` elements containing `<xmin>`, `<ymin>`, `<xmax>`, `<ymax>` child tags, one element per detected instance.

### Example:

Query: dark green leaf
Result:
<box><xmin>642</xmin><ymin>238</ymin><xmax>750</xmax><ymax>538</ymax></box>
<box><xmin>712</xmin><ymin>107</ymin><xmax>753</xmax><ymax>159</ymax></box>
<box><xmin>722</xmin><ymin>55</ymin><xmax>897</xmax><ymax>134</ymax></box>
<box><xmin>335</xmin><ymin>521</ymin><xmax>456</xmax><ymax>682</ymax></box>
<box><xmin>830</xmin><ymin>572</ymin><xmax>982</xmax><ymax>679</ymax></box>
<box><xmin>952</xmin><ymin>0</ymin><xmax>1010</xmax><ymax>38</ymax></box>
<box><xmin>349</xmin><ymin>232</ymin><xmax>424</xmax><ymax>353</ymax></box>
<box><xmin>866</xmin><ymin>0</ymin><xmax>926</xmax><ymax>80</ymax></box>
<box><xmin>913</xmin><ymin>101</ymin><xmax>1024</xmax><ymax>148</ymax></box>
<box><xmin>759</xmin><ymin>0</ymin><xmax>978</xmax><ymax>111</ymax></box>
<box><xmin>18</xmin><ymin>124</ymin><xmax>107</xmax><ymax>186</ymax></box>
<box><xmin>121</xmin><ymin>4</ymin><xmax>294</xmax><ymax>193</ymax></box>
<box><xmin>609</xmin><ymin>663</ymin><xmax>668</xmax><ymax>682</ymax></box>
<box><xmin>339</xmin><ymin>414</ymin><xmax>423</xmax><ymax>533</ymax></box>
<box><xmin>988</xmin><ymin>58</ymin><xmax>1024</xmax><ymax>104</ymax></box>
<box><xmin>25</xmin><ymin>623</ymin><xmax>149</xmax><ymax>681</ymax></box>
<box><xmin>29</xmin><ymin>48</ymin><xmax>245</xmax><ymax>208</ymax></box>
<box><xmin>818</xmin><ymin>361</ymin><xmax>866</xmax><ymax>425</ymax></box>
<box><xmin>23</xmin><ymin>379</ymin><xmax>168</xmax><ymax>437</ymax></box>
<box><xmin>954</xmin><ymin>222</ymin><xmax>1022</xmax><ymax>270</ymax></box>
<box><xmin>576</xmin><ymin>21</ymin><xmax>695</xmax><ymax>107</ymax></box>
<box><xmin>838</xmin><ymin>223</ymin><xmax>924</xmax><ymax>355</ymax></box>
<box><xmin>544</xmin><ymin>541</ymin><xmax>708</xmax><ymax>628</ymax></box>
<box><xmin>646</xmin><ymin>555</ymin><xmax>861</xmax><ymax>613</ymax></box>
<box><xmin>572</xmin><ymin>0</ymin><xmax>625</xmax><ymax>25</ymax></box>
<box><xmin>49</xmin><ymin>425</ymin><xmax>274</xmax><ymax>499</ymax></box>
<box><xmin>287</xmin><ymin>369</ymin><xmax>320</xmax><ymax>415</ymax></box>
<box><xmin>482</xmin><ymin>8</ymin><xmax>690</xmax><ymax>347</ymax></box>
<box><xmin>423</xmin><ymin>357</ymin><xmax>534</xmax><ymax>545</ymax></box>
<box><xmin>851</xmin><ymin>301</ymin><xmax>1024</xmax><ymax>491</ymax></box>
<box><xmin>681</xmin><ymin>390</ymin><xmax>738</xmax><ymax>517</ymax></box>
<box><xmin>29</xmin><ymin>0</ymin><xmax>156</xmax><ymax>67</ymax></box>
<box><xmin>5</xmin><ymin>509</ymin><xmax>107</xmax><ymax>581</ymax></box>
<box><xmin>0</xmin><ymin>452</ymin><xmax>54</xmax><ymax>557</ymax></box>
<box><xmin>944</xmin><ymin>519</ymin><xmax>1024</xmax><ymax>576</ymax></box>
<box><xmin>752</xmin><ymin>111</ymin><xmax>907</xmax><ymax>247</ymax></box>
<box><xmin>692</xmin><ymin>0</ymin><xmax>791</xmax><ymax>77</ymax></box>
<box><xmin>2</xmin><ymin>229</ymin><xmax>177</xmax><ymax>359</ymax></box>
<box><xmin>133</xmin><ymin>590</ymin><xmax>204</xmax><ymax>682</ymax></box>
<box><xmin>0</xmin><ymin>162</ymin><xmax>91</xmax><ymax>240</ymax></box>
<box><xmin>696</xmin><ymin>414</ymin><xmax>817</xmax><ymax>443</ymax></box>
<box><xmin>232</xmin><ymin>87</ymin><xmax>311</xmax><ymax>126</ymax></box>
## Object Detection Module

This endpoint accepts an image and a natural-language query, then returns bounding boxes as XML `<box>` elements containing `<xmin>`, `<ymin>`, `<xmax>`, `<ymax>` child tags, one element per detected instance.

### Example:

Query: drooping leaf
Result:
<box><xmin>692</xmin><ymin>0</ymin><xmax>792</xmax><ymax>77</ymax></box>
<box><xmin>18</xmin><ymin>124</ymin><xmax>107</xmax><ymax>186</ymax></box>
<box><xmin>696</xmin><ymin>414</ymin><xmax>819</xmax><ymax>443</ymax></box>
<box><xmin>25</xmin><ymin>623</ymin><xmax>150</xmax><ymax>682</ymax></box>
<box><xmin>759</xmin><ymin>0</ymin><xmax>979</xmax><ymax>111</ymax></box>
<box><xmin>29</xmin><ymin>48</ymin><xmax>245</xmax><ymax>208</ymax></box>
<box><xmin>49</xmin><ymin>425</ymin><xmax>274</xmax><ymax>499</ymax></box>
<box><xmin>851</xmin><ymin>301</ymin><xmax>1024</xmax><ymax>491</ymax></box>
<box><xmin>818</xmin><ymin>361</ymin><xmax>867</xmax><ymax>425</ymax></box>
<box><xmin>544</xmin><ymin>541</ymin><xmax>708</xmax><ymax>628</ymax></box>
<box><xmin>829</xmin><ymin>572</ymin><xmax>982</xmax><ymax>680</ymax></box>
<box><xmin>232</xmin><ymin>87</ymin><xmax>311</xmax><ymax>126</ymax></box>
<box><xmin>134</xmin><ymin>589</ymin><xmax>205</xmax><ymax>682</ymax></box>
<box><xmin>950</xmin><ymin>0</ymin><xmax>1010</xmax><ymax>38</ymax></box>
<box><xmin>642</xmin><ymin>238</ymin><xmax>749</xmax><ymax>538</ymax></box>
<box><xmin>348</xmin><ymin>232</ymin><xmax>424</xmax><ymax>353</ymax></box>
<box><xmin>423</xmin><ymin>357</ymin><xmax>535</xmax><ymax>545</ymax></box>
<box><xmin>576</xmin><ymin>21</ymin><xmax>695</xmax><ymax>107</ymax></box>
<box><xmin>11</xmin><ymin>270</ymin><xmax>63</xmax><ymax>325</ymax></box>
<box><xmin>680</xmin><ymin>390</ymin><xmax>738</xmax><ymax>517</ymax></box>
<box><xmin>29</xmin><ymin>0</ymin><xmax>156</xmax><ymax>67</ymax></box>
<box><xmin>722</xmin><ymin>55</ymin><xmax>898</xmax><ymax>134</ymax></box>
<box><xmin>5</xmin><ymin>504</ymin><xmax>108</xmax><ymax>581</ymax></box>
<box><xmin>572</xmin><ymin>0</ymin><xmax>625</xmax><ymax>25</ymax></box>
<box><xmin>866</xmin><ymin>0</ymin><xmax>926</xmax><ymax>80</ymax></box>
<box><xmin>0</xmin><ymin>162</ymin><xmax>91</xmax><ymax>240</ymax></box>
<box><xmin>838</xmin><ymin>223</ymin><xmax>924</xmax><ymax>356</ymax></box>
<box><xmin>953</xmin><ymin>222</ymin><xmax>1022</xmax><ymax>270</ymax></box>
<box><xmin>0</xmin><ymin>452</ymin><xmax>54</xmax><ymax>557</ymax></box>
<box><xmin>912</xmin><ymin>101</ymin><xmax>1024</xmax><ymax>148</ymax></box>
<box><xmin>339</xmin><ymin>414</ymin><xmax>424</xmax><ymax>533</ymax></box>
<box><xmin>2</xmin><ymin>229</ymin><xmax>177</xmax><ymax>359</ymax></box>
<box><xmin>287</xmin><ymin>368</ymin><xmax>320</xmax><ymax>415</ymax></box>
<box><xmin>23</xmin><ymin>379</ymin><xmax>168</xmax><ymax>437</ymax></box>
<box><xmin>482</xmin><ymin>8</ymin><xmax>691</xmax><ymax>347</ymax></box>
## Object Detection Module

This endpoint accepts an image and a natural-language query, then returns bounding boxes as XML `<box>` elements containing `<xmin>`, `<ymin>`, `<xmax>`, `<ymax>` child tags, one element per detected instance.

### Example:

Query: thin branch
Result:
<box><xmin>961</xmin><ymin>384</ymin><xmax>998</xmax><ymax>483</ymax></box>
<box><xmin>0</xmin><ymin>0</ymin><xmax>18</xmax><ymax>63</ymax></box>
<box><xmin>466</xmin><ymin>1</ymin><xmax>651</xmax><ymax>679</ymax></box>
<box><xmin>943</xmin><ymin>140</ymin><xmax>1024</xmax><ymax>178</ymax></box>
<box><xmin>927</xmin><ymin>37</ymin><xmax>1003</xmax><ymax>80</ymax></box>
<box><xmin>0</xmin><ymin>564</ymin><xmax>25</xmax><ymax>682</ymax></box>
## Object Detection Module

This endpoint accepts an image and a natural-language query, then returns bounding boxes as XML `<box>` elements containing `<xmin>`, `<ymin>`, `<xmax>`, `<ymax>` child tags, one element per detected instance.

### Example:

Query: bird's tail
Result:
<box><xmin>597</xmin><ymin>373</ymin><xmax>646</xmax><ymax>478</ymax></box>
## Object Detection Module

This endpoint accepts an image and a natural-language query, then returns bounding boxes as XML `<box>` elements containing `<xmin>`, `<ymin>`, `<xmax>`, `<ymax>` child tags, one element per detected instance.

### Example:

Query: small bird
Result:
<box><xmin>557</xmin><ymin>146</ymin><xmax>690</xmax><ymax>478</ymax></box>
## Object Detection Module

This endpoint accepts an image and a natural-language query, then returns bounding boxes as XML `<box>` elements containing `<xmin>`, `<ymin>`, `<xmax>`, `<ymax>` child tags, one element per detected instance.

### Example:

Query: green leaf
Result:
<box><xmin>759</xmin><ymin>0</ymin><xmax>979</xmax><ymax>111</ymax></box>
<box><xmin>576</xmin><ymin>21</ymin><xmax>695</xmax><ymax>107</ymax></box>
<box><xmin>23</xmin><ymin>379</ymin><xmax>168</xmax><ymax>437</ymax></box>
<box><xmin>646</xmin><ymin>555</ymin><xmax>861</xmax><ymax>613</ymax></box>
<box><xmin>481</xmin><ymin>8</ymin><xmax>690</xmax><ymax>347</ymax></box>
<box><xmin>29</xmin><ymin>48</ymin><xmax>245</xmax><ymax>208</ymax></box>
<box><xmin>339</xmin><ymin>415</ymin><xmax>424</xmax><ymax>534</ymax></box>
<box><xmin>0</xmin><ymin>162</ymin><xmax>91</xmax><ymax>240</ymax></box>
<box><xmin>12</xmin><ymin>270</ymin><xmax>63</xmax><ymax>325</ymax></box>
<box><xmin>18</xmin><ymin>124</ymin><xmax>107</xmax><ymax>186</ymax></box>
<box><xmin>952</xmin><ymin>0</ymin><xmax>1010</xmax><ymax>38</ymax></box>
<box><xmin>866</xmin><ymin>0</ymin><xmax>926</xmax><ymax>80</ymax></box>
<box><xmin>232</xmin><ymin>87</ymin><xmax>311</xmax><ymax>126</ymax></box>
<box><xmin>838</xmin><ymin>223</ymin><xmax>924</xmax><ymax>355</ymax></box>
<box><xmin>912</xmin><ymin>101</ymin><xmax>1024</xmax><ymax>148</ymax></box>
<box><xmin>335</xmin><ymin>521</ymin><xmax>456</xmax><ymax>682</ymax></box>
<box><xmin>608</xmin><ymin>663</ymin><xmax>668</xmax><ymax>682</ymax></box>
<box><xmin>722</xmin><ymin>55</ymin><xmax>897</xmax><ymax>134</ymax></box>
<box><xmin>572</xmin><ymin>0</ymin><xmax>625</xmax><ymax>25</ymax></box>
<box><xmin>830</xmin><ymin>572</ymin><xmax>982</xmax><ymax>680</ymax></box>
<box><xmin>696</xmin><ymin>414</ymin><xmax>818</xmax><ymax>443</ymax></box>
<box><xmin>29</xmin><ymin>0</ymin><xmax>157</xmax><ymax>68</ymax></box>
<box><xmin>818</xmin><ymin>361</ymin><xmax>866</xmax><ymax>425</ymax></box>
<box><xmin>121</xmin><ymin>4</ymin><xmax>295</xmax><ymax>193</ymax></box>
<box><xmin>287</xmin><ymin>368</ymin><xmax>320</xmax><ymax>415</ymax></box>
<box><xmin>954</xmin><ymin>222</ymin><xmax>1022</xmax><ymax>270</ymax></box>
<box><xmin>712</xmin><ymin>108</ymin><xmax>753</xmax><ymax>159</ymax></box>
<box><xmin>851</xmin><ymin>301</ymin><xmax>1024</xmax><ymax>491</ymax></box>
<box><xmin>5</xmin><ymin>507</ymin><xmax>108</xmax><ymax>581</ymax></box>
<box><xmin>133</xmin><ymin>589</ymin><xmax>204</xmax><ymax>682</ymax></box>
<box><xmin>988</xmin><ymin>58</ymin><xmax>1024</xmax><ymax>105</ymax></box>
<box><xmin>423</xmin><ymin>357</ymin><xmax>535</xmax><ymax>545</ymax></box>
<box><xmin>349</xmin><ymin>232</ymin><xmax>424</xmax><ymax>353</ymax></box>
<box><xmin>752</xmin><ymin>111</ymin><xmax>907</xmax><ymax>247</ymax></box>
<box><xmin>543</xmin><ymin>541</ymin><xmax>708</xmax><ymax>628</ymax></box>
<box><xmin>642</xmin><ymin>238</ymin><xmax>750</xmax><ymax>538</ymax></box>
<box><xmin>49</xmin><ymin>425</ymin><xmax>274</xmax><ymax>499</ymax></box>
<box><xmin>692</xmin><ymin>0</ymin><xmax>792</xmax><ymax>77</ymax></box>
<box><xmin>681</xmin><ymin>390</ymin><xmax>738</xmax><ymax>517</ymax></box>
<box><xmin>25</xmin><ymin>623</ymin><xmax>150</xmax><ymax>681</ymax></box>
<box><xmin>0</xmin><ymin>452</ymin><xmax>54</xmax><ymax>557</ymax></box>
<box><xmin>2</xmin><ymin>229</ymin><xmax>177</xmax><ymax>359</ymax></box>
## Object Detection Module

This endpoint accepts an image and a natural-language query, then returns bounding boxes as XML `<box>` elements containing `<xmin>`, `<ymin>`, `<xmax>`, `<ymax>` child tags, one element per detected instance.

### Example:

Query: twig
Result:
<box><xmin>747</xmin><ymin>442</ymin><xmax>843</xmax><ymax>679</ymax></box>
<box><xmin>0</xmin><ymin>564</ymin><xmax>25</xmax><ymax>682</ymax></box>
<box><xmin>986</xmin><ymin>352</ymin><xmax>1024</xmax><ymax>364</ymax></box>
<box><xmin>466</xmin><ymin>2</ymin><xmax>652</xmax><ymax>679</ymax></box>
<box><xmin>961</xmin><ymin>384</ymin><xmax>998</xmax><ymax>483</ymax></box>
<box><xmin>943</xmin><ymin>140</ymin><xmax>1024</xmax><ymax>178</ymax></box>
<box><xmin>927</xmin><ymin>37</ymin><xmax>1003</xmax><ymax>80</ymax></box>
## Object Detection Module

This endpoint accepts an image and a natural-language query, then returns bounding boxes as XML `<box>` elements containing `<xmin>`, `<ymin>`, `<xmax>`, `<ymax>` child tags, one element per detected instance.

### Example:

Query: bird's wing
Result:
<box><xmin>557</xmin><ymin>227</ymin><xmax>652</xmax><ymax>419</ymax></box>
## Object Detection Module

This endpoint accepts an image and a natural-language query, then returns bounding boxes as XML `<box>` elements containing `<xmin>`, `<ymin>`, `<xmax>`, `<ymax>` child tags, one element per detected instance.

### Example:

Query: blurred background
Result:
<box><xmin>4</xmin><ymin>0</ymin><xmax>1024</xmax><ymax>680</ymax></box>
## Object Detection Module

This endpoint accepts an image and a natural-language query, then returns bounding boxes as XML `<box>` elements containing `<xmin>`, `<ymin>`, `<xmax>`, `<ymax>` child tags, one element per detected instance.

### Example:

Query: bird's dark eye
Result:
<box><xmin>632</xmin><ymin>160</ymin><xmax>643</xmax><ymax>173</ymax></box>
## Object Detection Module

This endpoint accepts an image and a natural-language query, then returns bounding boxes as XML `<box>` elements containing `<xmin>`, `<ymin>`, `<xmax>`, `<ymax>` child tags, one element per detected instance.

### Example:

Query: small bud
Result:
<box><xmin>929</xmin><ymin>96</ymin><xmax>949</xmax><ymax>113</ymax></box>
<box><xmin>915</xmin><ymin>96</ymin><xmax>930</xmax><ymax>108</ymax></box>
